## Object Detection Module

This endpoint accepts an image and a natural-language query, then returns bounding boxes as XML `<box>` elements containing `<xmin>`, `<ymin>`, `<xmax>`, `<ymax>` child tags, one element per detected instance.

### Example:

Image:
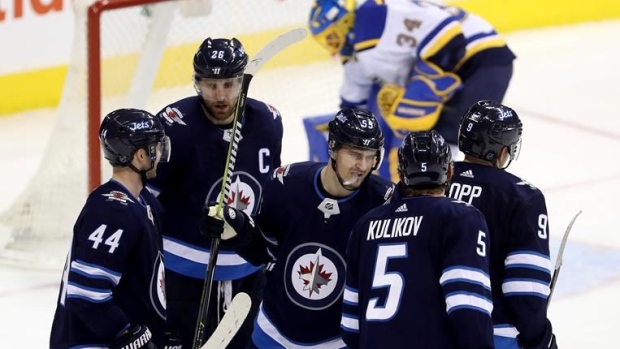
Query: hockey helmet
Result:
<box><xmin>398</xmin><ymin>130</ymin><xmax>452</xmax><ymax>189</ymax></box>
<box><xmin>328</xmin><ymin>107</ymin><xmax>384</xmax><ymax>170</ymax></box>
<box><xmin>458</xmin><ymin>100</ymin><xmax>522</xmax><ymax>168</ymax></box>
<box><xmin>309</xmin><ymin>0</ymin><xmax>355</xmax><ymax>55</ymax></box>
<box><xmin>193</xmin><ymin>38</ymin><xmax>248</xmax><ymax>81</ymax></box>
<box><xmin>99</xmin><ymin>108</ymin><xmax>170</xmax><ymax>166</ymax></box>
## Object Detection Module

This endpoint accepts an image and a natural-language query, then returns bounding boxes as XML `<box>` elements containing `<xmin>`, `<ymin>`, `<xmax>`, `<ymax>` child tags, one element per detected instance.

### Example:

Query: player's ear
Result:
<box><xmin>134</xmin><ymin>148</ymin><xmax>147</xmax><ymax>163</ymax></box>
<box><xmin>447</xmin><ymin>162</ymin><xmax>454</xmax><ymax>182</ymax></box>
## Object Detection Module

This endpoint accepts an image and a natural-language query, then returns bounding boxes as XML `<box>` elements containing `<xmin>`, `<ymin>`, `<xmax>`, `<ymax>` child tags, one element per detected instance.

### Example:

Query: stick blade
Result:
<box><xmin>201</xmin><ymin>292</ymin><xmax>252</xmax><ymax>349</ymax></box>
<box><xmin>245</xmin><ymin>28</ymin><xmax>308</xmax><ymax>77</ymax></box>
<box><xmin>554</xmin><ymin>210</ymin><xmax>583</xmax><ymax>268</ymax></box>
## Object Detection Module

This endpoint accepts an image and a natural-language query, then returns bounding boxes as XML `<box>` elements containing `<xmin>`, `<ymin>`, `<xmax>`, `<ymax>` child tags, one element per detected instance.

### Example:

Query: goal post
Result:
<box><xmin>0</xmin><ymin>0</ymin><xmax>332</xmax><ymax>269</ymax></box>
<box><xmin>86</xmin><ymin>0</ymin><xmax>179</xmax><ymax>190</ymax></box>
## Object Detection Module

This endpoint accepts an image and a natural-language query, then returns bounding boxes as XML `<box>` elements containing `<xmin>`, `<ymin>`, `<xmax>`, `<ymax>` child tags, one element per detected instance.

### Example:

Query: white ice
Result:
<box><xmin>1</xmin><ymin>20</ymin><xmax>620</xmax><ymax>347</ymax></box>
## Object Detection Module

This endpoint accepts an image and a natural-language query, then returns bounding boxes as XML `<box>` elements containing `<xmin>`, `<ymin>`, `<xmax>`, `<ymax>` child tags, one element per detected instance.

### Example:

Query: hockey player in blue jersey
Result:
<box><xmin>448</xmin><ymin>101</ymin><xmax>558</xmax><ymax>349</ymax></box>
<box><xmin>203</xmin><ymin>108</ymin><xmax>394</xmax><ymax>348</ymax></box>
<box><xmin>49</xmin><ymin>109</ymin><xmax>171</xmax><ymax>349</ymax></box>
<box><xmin>146</xmin><ymin>37</ymin><xmax>284</xmax><ymax>348</ymax></box>
<box><xmin>308</xmin><ymin>0</ymin><xmax>515</xmax><ymax>182</ymax></box>
<box><xmin>341</xmin><ymin>130</ymin><xmax>494</xmax><ymax>349</ymax></box>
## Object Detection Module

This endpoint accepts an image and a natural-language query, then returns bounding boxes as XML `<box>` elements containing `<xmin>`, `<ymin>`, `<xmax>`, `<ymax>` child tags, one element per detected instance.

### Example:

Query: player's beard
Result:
<box><xmin>204</xmin><ymin>98</ymin><xmax>235</xmax><ymax>123</ymax></box>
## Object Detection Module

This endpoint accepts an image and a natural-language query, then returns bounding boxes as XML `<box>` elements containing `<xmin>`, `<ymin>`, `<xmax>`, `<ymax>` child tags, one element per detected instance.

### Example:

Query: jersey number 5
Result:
<box><xmin>88</xmin><ymin>224</ymin><xmax>124</xmax><ymax>254</ymax></box>
<box><xmin>366</xmin><ymin>243</ymin><xmax>407</xmax><ymax>321</ymax></box>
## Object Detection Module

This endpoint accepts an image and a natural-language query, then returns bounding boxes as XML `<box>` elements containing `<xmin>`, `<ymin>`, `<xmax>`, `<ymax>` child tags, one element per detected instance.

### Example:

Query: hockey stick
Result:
<box><xmin>201</xmin><ymin>292</ymin><xmax>252</xmax><ymax>349</ymax></box>
<box><xmin>547</xmin><ymin>210</ymin><xmax>582</xmax><ymax>308</ymax></box>
<box><xmin>192</xmin><ymin>28</ymin><xmax>308</xmax><ymax>349</ymax></box>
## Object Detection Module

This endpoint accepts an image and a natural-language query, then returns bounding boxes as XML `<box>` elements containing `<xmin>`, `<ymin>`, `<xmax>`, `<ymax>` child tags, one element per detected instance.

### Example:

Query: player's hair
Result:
<box><xmin>99</xmin><ymin>108</ymin><xmax>167</xmax><ymax>166</ymax></box>
<box><xmin>328</xmin><ymin>107</ymin><xmax>384</xmax><ymax>170</ymax></box>
<box><xmin>308</xmin><ymin>0</ymin><xmax>355</xmax><ymax>55</ymax></box>
<box><xmin>193</xmin><ymin>38</ymin><xmax>248</xmax><ymax>81</ymax></box>
<box><xmin>398</xmin><ymin>130</ymin><xmax>452</xmax><ymax>190</ymax></box>
<box><xmin>458</xmin><ymin>100</ymin><xmax>523</xmax><ymax>169</ymax></box>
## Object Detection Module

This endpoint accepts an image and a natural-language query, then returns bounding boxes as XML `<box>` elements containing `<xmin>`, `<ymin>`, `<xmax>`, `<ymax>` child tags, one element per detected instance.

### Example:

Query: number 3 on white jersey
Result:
<box><xmin>88</xmin><ymin>224</ymin><xmax>124</xmax><ymax>254</ymax></box>
<box><xmin>366</xmin><ymin>243</ymin><xmax>407</xmax><ymax>321</ymax></box>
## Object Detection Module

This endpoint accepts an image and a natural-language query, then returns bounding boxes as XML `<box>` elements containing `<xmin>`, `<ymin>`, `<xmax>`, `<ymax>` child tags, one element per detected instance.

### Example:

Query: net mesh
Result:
<box><xmin>0</xmin><ymin>0</ymin><xmax>341</xmax><ymax>268</ymax></box>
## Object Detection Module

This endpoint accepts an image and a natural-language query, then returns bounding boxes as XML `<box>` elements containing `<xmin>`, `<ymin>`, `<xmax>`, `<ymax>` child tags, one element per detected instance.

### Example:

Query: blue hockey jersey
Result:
<box><xmin>148</xmin><ymin>96</ymin><xmax>283</xmax><ymax>281</ymax></box>
<box><xmin>449</xmin><ymin>162</ymin><xmax>552</xmax><ymax>347</ymax></box>
<box><xmin>50</xmin><ymin>181</ymin><xmax>166</xmax><ymax>349</ymax></box>
<box><xmin>250</xmin><ymin>162</ymin><xmax>394</xmax><ymax>348</ymax></box>
<box><xmin>342</xmin><ymin>195</ymin><xmax>494</xmax><ymax>349</ymax></box>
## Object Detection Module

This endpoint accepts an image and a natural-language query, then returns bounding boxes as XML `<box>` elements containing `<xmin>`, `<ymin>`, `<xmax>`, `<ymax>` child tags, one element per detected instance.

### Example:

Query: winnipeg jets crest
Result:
<box><xmin>284</xmin><ymin>243</ymin><xmax>345</xmax><ymax>310</ymax></box>
<box><xmin>206</xmin><ymin>171</ymin><xmax>262</xmax><ymax>215</ymax></box>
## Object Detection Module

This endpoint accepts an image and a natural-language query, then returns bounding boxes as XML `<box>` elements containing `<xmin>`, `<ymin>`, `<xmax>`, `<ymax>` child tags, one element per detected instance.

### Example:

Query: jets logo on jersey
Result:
<box><xmin>160</xmin><ymin>106</ymin><xmax>187</xmax><ymax>126</ymax></box>
<box><xmin>102</xmin><ymin>191</ymin><xmax>134</xmax><ymax>205</ymax></box>
<box><xmin>150</xmin><ymin>252</ymin><xmax>167</xmax><ymax>320</ymax></box>
<box><xmin>206</xmin><ymin>171</ymin><xmax>262</xmax><ymax>215</ymax></box>
<box><xmin>284</xmin><ymin>243</ymin><xmax>346</xmax><ymax>310</ymax></box>
<box><xmin>273</xmin><ymin>164</ymin><xmax>291</xmax><ymax>184</ymax></box>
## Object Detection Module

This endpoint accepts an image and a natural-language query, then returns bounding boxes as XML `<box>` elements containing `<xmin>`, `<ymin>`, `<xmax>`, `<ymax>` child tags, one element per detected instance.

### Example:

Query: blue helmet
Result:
<box><xmin>193</xmin><ymin>38</ymin><xmax>248</xmax><ymax>81</ymax></box>
<box><xmin>458</xmin><ymin>100</ymin><xmax>523</xmax><ymax>168</ymax></box>
<box><xmin>398</xmin><ymin>130</ymin><xmax>452</xmax><ymax>189</ymax></box>
<box><xmin>99</xmin><ymin>108</ymin><xmax>170</xmax><ymax>166</ymax></box>
<box><xmin>328</xmin><ymin>108</ymin><xmax>384</xmax><ymax>170</ymax></box>
<box><xmin>309</xmin><ymin>0</ymin><xmax>355</xmax><ymax>55</ymax></box>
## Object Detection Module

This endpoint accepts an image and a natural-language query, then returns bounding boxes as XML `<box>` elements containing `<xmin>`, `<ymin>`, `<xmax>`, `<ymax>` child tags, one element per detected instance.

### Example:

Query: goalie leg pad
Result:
<box><xmin>303</xmin><ymin>114</ymin><xmax>334</xmax><ymax>162</ymax></box>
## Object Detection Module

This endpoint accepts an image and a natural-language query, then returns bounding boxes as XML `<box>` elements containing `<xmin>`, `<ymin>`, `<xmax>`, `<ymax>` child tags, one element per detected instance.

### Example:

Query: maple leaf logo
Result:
<box><xmin>227</xmin><ymin>190</ymin><xmax>251</xmax><ymax>211</ymax></box>
<box><xmin>225</xmin><ymin>176</ymin><xmax>253</xmax><ymax>212</ymax></box>
<box><xmin>297</xmin><ymin>250</ymin><xmax>332</xmax><ymax>297</ymax></box>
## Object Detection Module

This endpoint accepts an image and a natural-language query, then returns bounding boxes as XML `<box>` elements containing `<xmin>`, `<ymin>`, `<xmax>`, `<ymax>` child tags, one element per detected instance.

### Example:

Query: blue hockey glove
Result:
<box><xmin>110</xmin><ymin>324</ymin><xmax>157</xmax><ymax>349</ymax></box>
<box><xmin>201</xmin><ymin>204</ymin><xmax>256</xmax><ymax>240</ymax></box>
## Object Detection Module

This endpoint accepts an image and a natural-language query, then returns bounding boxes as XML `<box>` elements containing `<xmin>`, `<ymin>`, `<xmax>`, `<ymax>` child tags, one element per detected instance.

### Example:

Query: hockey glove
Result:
<box><xmin>110</xmin><ymin>324</ymin><xmax>157</xmax><ymax>349</ymax></box>
<box><xmin>200</xmin><ymin>204</ymin><xmax>256</xmax><ymax>240</ymax></box>
<box><xmin>377</xmin><ymin>83</ymin><xmax>404</xmax><ymax>122</ymax></box>
<box><xmin>377</xmin><ymin>60</ymin><xmax>462</xmax><ymax>138</ymax></box>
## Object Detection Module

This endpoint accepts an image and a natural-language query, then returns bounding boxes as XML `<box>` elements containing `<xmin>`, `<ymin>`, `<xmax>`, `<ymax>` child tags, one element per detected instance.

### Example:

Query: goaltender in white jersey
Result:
<box><xmin>308</xmin><ymin>0</ymin><xmax>515</xmax><ymax>182</ymax></box>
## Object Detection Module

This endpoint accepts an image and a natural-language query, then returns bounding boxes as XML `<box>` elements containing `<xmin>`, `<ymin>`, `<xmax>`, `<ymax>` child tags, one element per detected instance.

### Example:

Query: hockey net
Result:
<box><xmin>0</xmin><ymin>0</ymin><xmax>338</xmax><ymax>269</ymax></box>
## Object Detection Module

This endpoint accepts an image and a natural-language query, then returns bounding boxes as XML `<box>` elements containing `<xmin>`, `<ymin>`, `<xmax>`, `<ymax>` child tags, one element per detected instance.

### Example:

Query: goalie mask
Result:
<box><xmin>398</xmin><ymin>130</ymin><xmax>452</xmax><ymax>189</ymax></box>
<box><xmin>309</xmin><ymin>0</ymin><xmax>355</xmax><ymax>55</ymax></box>
<box><xmin>458</xmin><ymin>100</ymin><xmax>523</xmax><ymax>169</ymax></box>
<box><xmin>99</xmin><ymin>108</ymin><xmax>170</xmax><ymax>167</ymax></box>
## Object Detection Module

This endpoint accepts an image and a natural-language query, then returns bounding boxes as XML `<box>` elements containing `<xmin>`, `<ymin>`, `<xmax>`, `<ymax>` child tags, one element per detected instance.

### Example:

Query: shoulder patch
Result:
<box><xmin>160</xmin><ymin>106</ymin><xmax>187</xmax><ymax>126</ymax></box>
<box><xmin>272</xmin><ymin>164</ymin><xmax>291</xmax><ymax>184</ymax></box>
<box><xmin>517</xmin><ymin>180</ymin><xmax>538</xmax><ymax>190</ymax></box>
<box><xmin>266</xmin><ymin>103</ymin><xmax>281</xmax><ymax>120</ymax></box>
<box><xmin>102</xmin><ymin>190</ymin><xmax>135</xmax><ymax>205</ymax></box>
<box><xmin>383</xmin><ymin>184</ymin><xmax>395</xmax><ymax>202</ymax></box>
